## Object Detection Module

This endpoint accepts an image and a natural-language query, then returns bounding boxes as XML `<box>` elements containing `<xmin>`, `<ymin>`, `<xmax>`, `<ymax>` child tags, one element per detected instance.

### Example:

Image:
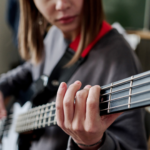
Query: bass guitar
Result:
<box><xmin>1</xmin><ymin>70</ymin><xmax>150</xmax><ymax>150</ymax></box>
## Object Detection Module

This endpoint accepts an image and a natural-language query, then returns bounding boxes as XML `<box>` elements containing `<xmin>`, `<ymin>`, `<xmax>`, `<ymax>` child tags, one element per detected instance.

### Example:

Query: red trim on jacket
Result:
<box><xmin>69</xmin><ymin>21</ymin><xmax>112</xmax><ymax>58</ymax></box>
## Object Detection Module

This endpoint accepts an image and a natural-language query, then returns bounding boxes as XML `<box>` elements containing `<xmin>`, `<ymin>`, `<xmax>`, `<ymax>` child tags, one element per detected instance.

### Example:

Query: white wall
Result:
<box><xmin>0</xmin><ymin>0</ymin><xmax>20</xmax><ymax>74</ymax></box>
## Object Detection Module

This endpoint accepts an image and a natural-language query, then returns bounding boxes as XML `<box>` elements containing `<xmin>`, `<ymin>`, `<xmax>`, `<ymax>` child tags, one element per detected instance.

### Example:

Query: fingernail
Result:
<box><xmin>60</xmin><ymin>82</ymin><xmax>66</xmax><ymax>88</ymax></box>
<box><xmin>74</xmin><ymin>81</ymin><xmax>81</xmax><ymax>85</ymax></box>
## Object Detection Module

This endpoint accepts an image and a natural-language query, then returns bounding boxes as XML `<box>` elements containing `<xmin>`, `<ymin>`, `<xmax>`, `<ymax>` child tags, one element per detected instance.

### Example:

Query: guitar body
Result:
<box><xmin>2</xmin><ymin>102</ymin><xmax>32</xmax><ymax>150</ymax></box>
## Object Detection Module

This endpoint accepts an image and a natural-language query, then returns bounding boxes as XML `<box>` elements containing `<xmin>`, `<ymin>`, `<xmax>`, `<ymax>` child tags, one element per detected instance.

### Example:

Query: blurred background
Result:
<box><xmin>0</xmin><ymin>0</ymin><xmax>20</xmax><ymax>74</ymax></box>
<box><xmin>103</xmin><ymin>0</ymin><xmax>150</xmax><ymax>72</ymax></box>
<box><xmin>0</xmin><ymin>0</ymin><xmax>150</xmax><ymax>148</ymax></box>
<box><xmin>0</xmin><ymin>0</ymin><xmax>150</xmax><ymax>74</ymax></box>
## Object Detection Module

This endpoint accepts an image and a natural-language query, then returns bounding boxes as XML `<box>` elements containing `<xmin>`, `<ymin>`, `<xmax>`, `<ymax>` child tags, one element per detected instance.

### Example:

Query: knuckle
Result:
<box><xmin>91</xmin><ymin>85</ymin><xmax>101</xmax><ymax>92</ymax></box>
<box><xmin>76</xmin><ymin>90</ymin><xmax>87</xmax><ymax>99</ymax></box>
<box><xmin>85</xmin><ymin>126</ymin><xmax>96</xmax><ymax>133</ymax></box>
<box><xmin>88</xmin><ymin>98</ymin><xmax>97</xmax><ymax>108</ymax></box>
<box><xmin>56</xmin><ymin>104</ymin><xmax>61</xmax><ymax>111</ymax></box>
<box><xmin>72</xmin><ymin>123</ymin><xmax>83</xmax><ymax>132</ymax></box>
<box><xmin>63</xmin><ymin>99</ymin><xmax>71</xmax><ymax>107</ymax></box>
<box><xmin>64</xmin><ymin>122</ymin><xmax>72</xmax><ymax>130</ymax></box>
<box><xmin>57</xmin><ymin>121</ymin><xmax>64</xmax><ymax>128</ymax></box>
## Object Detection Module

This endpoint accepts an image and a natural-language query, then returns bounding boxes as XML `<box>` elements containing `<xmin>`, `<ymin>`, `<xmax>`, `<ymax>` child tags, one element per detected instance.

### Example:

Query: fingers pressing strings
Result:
<box><xmin>56</xmin><ymin>82</ymin><xmax>67</xmax><ymax>128</ymax></box>
<box><xmin>85</xmin><ymin>86</ymin><xmax>101</xmax><ymax>126</ymax></box>
<box><xmin>72</xmin><ymin>85</ymin><xmax>92</xmax><ymax>130</ymax></box>
<box><xmin>63</xmin><ymin>81</ymin><xmax>82</xmax><ymax>128</ymax></box>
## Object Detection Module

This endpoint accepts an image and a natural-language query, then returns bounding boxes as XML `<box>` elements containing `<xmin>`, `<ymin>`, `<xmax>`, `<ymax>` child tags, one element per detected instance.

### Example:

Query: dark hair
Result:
<box><xmin>18</xmin><ymin>0</ymin><xmax>104</xmax><ymax>65</ymax></box>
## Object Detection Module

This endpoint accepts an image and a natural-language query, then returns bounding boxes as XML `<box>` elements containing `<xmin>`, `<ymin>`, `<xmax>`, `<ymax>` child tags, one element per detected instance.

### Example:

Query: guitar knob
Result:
<box><xmin>51</xmin><ymin>80</ymin><xmax>59</xmax><ymax>87</ymax></box>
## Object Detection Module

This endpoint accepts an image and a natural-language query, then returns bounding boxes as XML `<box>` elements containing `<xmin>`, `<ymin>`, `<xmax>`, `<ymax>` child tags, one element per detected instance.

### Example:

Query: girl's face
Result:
<box><xmin>34</xmin><ymin>0</ymin><xmax>84</xmax><ymax>39</ymax></box>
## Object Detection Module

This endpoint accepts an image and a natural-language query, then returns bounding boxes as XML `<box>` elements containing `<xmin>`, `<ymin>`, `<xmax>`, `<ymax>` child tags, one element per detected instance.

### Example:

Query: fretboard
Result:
<box><xmin>15</xmin><ymin>70</ymin><xmax>150</xmax><ymax>133</ymax></box>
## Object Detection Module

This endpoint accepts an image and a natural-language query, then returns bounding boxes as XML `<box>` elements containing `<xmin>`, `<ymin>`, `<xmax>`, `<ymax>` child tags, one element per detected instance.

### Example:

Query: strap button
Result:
<box><xmin>51</xmin><ymin>80</ymin><xmax>59</xmax><ymax>86</ymax></box>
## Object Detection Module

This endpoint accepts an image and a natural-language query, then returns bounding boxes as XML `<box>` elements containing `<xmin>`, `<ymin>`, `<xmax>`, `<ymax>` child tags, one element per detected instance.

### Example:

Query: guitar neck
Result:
<box><xmin>100</xmin><ymin>70</ymin><xmax>150</xmax><ymax>115</ymax></box>
<box><xmin>16</xmin><ymin>70</ymin><xmax>150</xmax><ymax>133</ymax></box>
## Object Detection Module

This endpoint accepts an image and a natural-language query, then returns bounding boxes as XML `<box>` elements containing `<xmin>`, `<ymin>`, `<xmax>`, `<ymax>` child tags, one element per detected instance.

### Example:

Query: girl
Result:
<box><xmin>0</xmin><ymin>0</ymin><xmax>147</xmax><ymax>149</ymax></box>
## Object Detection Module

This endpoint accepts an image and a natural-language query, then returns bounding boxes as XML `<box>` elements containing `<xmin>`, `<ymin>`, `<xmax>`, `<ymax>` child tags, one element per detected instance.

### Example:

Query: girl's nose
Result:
<box><xmin>56</xmin><ymin>0</ymin><xmax>71</xmax><ymax>11</ymax></box>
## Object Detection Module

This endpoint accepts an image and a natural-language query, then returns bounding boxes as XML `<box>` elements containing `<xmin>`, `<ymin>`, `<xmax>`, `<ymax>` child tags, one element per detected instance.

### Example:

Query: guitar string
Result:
<box><xmin>16</xmin><ymin>110</ymin><xmax>57</xmax><ymax>132</ymax></box>
<box><xmin>22</xmin><ymin>87</ymin><xmax>150</xmax><ymax>117</ymax></box>
<box><xmin>16</xmin><ymin>103</ymin><xmax>56</xmax><ymax>131</ymax></box>
<box><xmin>15</xmin><ymin>72</ymin><xmax>150</xmax><ymax>132</ymax></box>
<box><xmin>17</xmin><ymin>85</ymin><xmax>150</xmax><ymax>125</ymax></box>
<box><xmin>101</xmin><ymin>79</ymin><xmax>150</xmax><ymax>97</ymax></box>
<box><xmin>101</xmin><ymin>89</ymin><xmax>150</xmax><ymax>104</ymax></box>
<box><xmin>101</xmin><ymin>71</ymin><xmax>150</xmax><ymax>90</ymax></box>
<box><xmin>17</xmin><ymin>73</ymin><xmax>150</xmax><ymax>118</ymax></box>
<box><xmin>100</xmin><ymin>97</ymin><xmax>150</xmax><ymax>112</ymax></box>
<box><xmin>16</xmin><ymin>94</ymin><xmax>150</xmax><ymax>132</ymax></box>
<box><xmin>18</xmin><ymin>78</ymin><xmax>150</xmax><ymax>120</ymax></box>
<box><xmin>17</xmin><ymin>97</ymin><xmax>150</xmax><ymax>133</ymax></box>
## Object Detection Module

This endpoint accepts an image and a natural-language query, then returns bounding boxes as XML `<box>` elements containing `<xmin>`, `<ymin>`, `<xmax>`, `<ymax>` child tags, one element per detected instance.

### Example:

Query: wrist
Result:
<box><xmin>78</xmin><ymin>142</ymin><xmax>102</xmax><ymax>150</ymax></box>
<box><xmin>74</xmin><ymin>135</ymin><xmax>104</xmax><ymax>150</ymax></box>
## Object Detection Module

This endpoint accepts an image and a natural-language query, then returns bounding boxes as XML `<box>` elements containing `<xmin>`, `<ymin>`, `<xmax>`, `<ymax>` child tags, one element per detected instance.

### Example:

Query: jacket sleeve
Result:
<box><xmin>0</xmin><ymin>62</ymin><xmax>33</xmax><ymax>98</ymax></box>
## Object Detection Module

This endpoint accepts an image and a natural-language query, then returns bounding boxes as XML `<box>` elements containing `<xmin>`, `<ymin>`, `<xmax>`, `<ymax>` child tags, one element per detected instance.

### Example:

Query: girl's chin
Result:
<box><xmin>58</xmin><ymin>24</ymin><xmax>79</xmax><ymax>34</ymax></box>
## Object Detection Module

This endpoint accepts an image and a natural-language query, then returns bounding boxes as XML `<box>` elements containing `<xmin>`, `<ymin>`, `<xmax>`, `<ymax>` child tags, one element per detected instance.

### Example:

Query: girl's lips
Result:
<box><xmin>57</xmin><ymin>16</ymin><xmax>77</xmax><ymax>24</ymax></box>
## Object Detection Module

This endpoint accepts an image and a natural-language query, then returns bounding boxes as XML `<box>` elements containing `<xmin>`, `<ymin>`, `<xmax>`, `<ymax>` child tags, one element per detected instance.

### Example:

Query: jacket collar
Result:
<box><xmin>69</xmin><ymin>21</ymin><xmax>112</xmax><ymax>58</ymax></box>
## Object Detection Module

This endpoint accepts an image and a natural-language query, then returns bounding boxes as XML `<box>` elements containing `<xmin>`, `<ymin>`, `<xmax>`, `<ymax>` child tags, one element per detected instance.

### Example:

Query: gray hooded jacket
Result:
<box><xmin>0</xmin><ymin>26</ymin><xmax>147</xmax><ymax>150</ymax></box>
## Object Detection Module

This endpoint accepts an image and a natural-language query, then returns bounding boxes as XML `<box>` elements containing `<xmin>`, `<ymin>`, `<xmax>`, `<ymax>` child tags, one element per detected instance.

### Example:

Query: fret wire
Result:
<box><xmin>31</xmin><ymin>108</ymin><xmax>37</xmax><ymax>129</ymax></box>
<box><xmin>36</xmin><ymin>106</ymin><xmax>41</xmax><ymax>129</ymax></box>
<box><xmin>101</xmin><ymin>80</ymin><xmax>150</xmax><ymax>97</ymax></box>
<box><xmin>27</xmin><ymin>111</ymin><xmax>30</xmax><ymax>130</ymax></box>
<box><xmin>29</xmin><ymin>108</ymin><xmax>35</xmax><ymax>129</ymax></box>
<box><xmin>30</xmin><ymin>110</ymin><xmax>33</xmax><ymax>129</ymax></box>
<box><xmin>18</xmin><ymin>113</ymin><xmax>57</xmax><ymax>125</ymax></box>
<box><xmin>17</xmin><ymin>102</ymin><xmax>59</xmax><ymax>123</ymax></box>
<box><xmin>35</xmin><ymin>107</ymin><xmax>56</xmax><ymax>124</ymax></box>
<box><xmin>42</xmin><ymin>105</ymin><xmax>46</xmax><ymax>127</ymax></box>
<box><xmin>43</xmin><ymin>104</ymin><xmax>48</xmax><ymax>127</ymax></box>
<box><xmin>27</xmin><ymin>111</ymin><xmax>31</xmax><ymax>130</ymax></box>
<box><xmin>39</xmin><ymin>106</ymin><xmax>45</xmax><ymax>128</ymax></box>
<box><xmin>37</xmin><ymin>106</ymin><xmax>41</xmax><ymax>129</ymax></box>
<box><xmin>101</xmin><ymin>71</ymin><xmax>150</xmax><ymax>90</ymax></box>
<box><xmin>33</xmin><ymin>106</ymin><xmax>38</xmax><ymax>129</ymax></box>
<box><xmin>48</xmin><ymin>105</ymin><xmax>52</xmax><ymax>126</ymax></box>
<box><xmin>100</xmin><ymin>89</ymin><xmax>150</xmax><ymax>104</ymax></box>
<box><xmin>31</xmin><ymin>110</ymin><xmax>34</xmax><ymax>129</ymax></box>
<box><xmin>25</xmin><ymin>111</ymin><xmax>29</xmax><ymax>130</ymax></box>
<box><xmin>16</xmin><ymin>104</ymin><xmax>56</xmax><ymax>129</ymax></box>
<box><xmin>108</xmin><ymin>83</ymin><xmax>113</xmax><ymax>113</ymax></box>
<box><xmin>49</xmin><ymin>120</ymin><xmax>57</xmax><ymax>125</ymax></box>
<box><xmin>18</xmin><ymin>119</ymin><xmax>57</xmax><ymax>132</ymax></box>
<box><xmin>37</xmin><ymin>108</ymin><xmax>56</xmax><ymax>115</ymax></box>
<box><xmin>40</xmin><ymin>114</ymin><xmax>56</xmax><ymax>121</ymax></box>
<box><xmin>100</xmin><ymin>97</ymin><xmax>150</xmax><ymax>112</ymax></box>
<box><xmin>128</xmin><ymin>76</ymin><xmax>133</xmax><ymax>108</ymax></box>
<box><xmin>19</xmin><ymin>102</ymin><xmax>57</xmax><ymax>121</ymax></box>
